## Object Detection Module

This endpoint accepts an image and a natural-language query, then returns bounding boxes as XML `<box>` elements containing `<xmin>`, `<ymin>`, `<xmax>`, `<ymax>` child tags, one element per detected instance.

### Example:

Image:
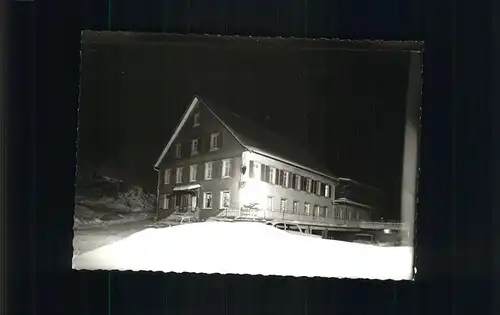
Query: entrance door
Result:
<box><xmin>191</xmin><ymin>195</ymin><xmax>197</xmax><ymax>212</ymax></box>
<box><xmin>180</xmin><ymin>194</ymin><xmax>189</xmax><ymax>213</ymax></box>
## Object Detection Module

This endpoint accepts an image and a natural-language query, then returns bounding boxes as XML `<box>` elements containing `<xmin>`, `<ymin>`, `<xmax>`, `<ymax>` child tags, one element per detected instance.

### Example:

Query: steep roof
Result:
<box><xmin>154</xmin><ymin>96</ymin><xmax>338</xmax><ymax>181</ymax></box>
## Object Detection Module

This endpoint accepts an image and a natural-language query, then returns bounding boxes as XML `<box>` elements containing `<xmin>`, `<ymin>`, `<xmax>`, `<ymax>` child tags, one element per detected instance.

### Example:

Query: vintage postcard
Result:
<box><xmin>73</xmin><ymin>31</ymin><xmax>422</xmax><ymax>280</ymax></box>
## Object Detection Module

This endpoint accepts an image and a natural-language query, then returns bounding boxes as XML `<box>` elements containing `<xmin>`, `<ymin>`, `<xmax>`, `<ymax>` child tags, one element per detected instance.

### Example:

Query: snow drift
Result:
<box><xmin>73</xmin><ymin>221</ymin><xmax>414</xmax><ymax>280</ymax></box>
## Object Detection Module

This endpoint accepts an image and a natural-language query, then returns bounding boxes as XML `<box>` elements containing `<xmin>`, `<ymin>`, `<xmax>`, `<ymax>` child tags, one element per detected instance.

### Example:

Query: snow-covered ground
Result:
<box><xmin>73</xmin><ymin>221</ymin><xmax>414</xmax><ymax>280</ymax></box>
<box><xmin>73</xmin><ymin>219</ymin><xmax>154</xmax><ymax>256</ymax></box>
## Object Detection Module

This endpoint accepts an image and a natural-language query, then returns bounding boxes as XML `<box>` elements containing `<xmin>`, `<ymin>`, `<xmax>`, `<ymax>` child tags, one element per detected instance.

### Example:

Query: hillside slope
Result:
<box><xmin>74</xmin><ymin>172</ymin><xmax>156</xmax><ymax>228</ymax></box>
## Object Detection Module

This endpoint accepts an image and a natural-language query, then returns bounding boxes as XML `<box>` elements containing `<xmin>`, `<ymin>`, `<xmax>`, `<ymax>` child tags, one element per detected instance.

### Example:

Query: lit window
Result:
<box><xmin>164</xmin><ymin>169</ymin><xmax>171</xmax><ymax>184</ymax></box>
<box><xmin>294</xmin><ymin>175</ymin><xmax>301</xmax><ymax>190</ymax></box>
<box><xmin>210</xmin><ymin>133</ymin><xmax>220</xmax><ymax>151</ymax></box>
<box><xmin>325</xmin><ymin>184</ymin><xmax>330</xmax><ymax>198</ymax></box>
<box><xmin>220</xmin><ymin>190</ymin><xmax>230</xmax><ymax>209</ymax></box>
<box><xmin>306</xmin><ymin>179</ymin><xmax>312</xmax><ymax>193</ymax></box>
<box><xmin>314</xmin><ymin>205</ymin><xmax>320</xmax><ymax>217</ymax></box>
<box><xmin>283</xmin><ymin>171</ymin><xmax>289</xmax><ymax>187</ymax></box>
<box><xmin>175</xmin><ymin>144</ymin><xmax>182</xmax><ymax>158</ymax></box>
<box><xmin>280</xmin><ymin>199</ymin><xmax>288</xmax><ymax>212</ymax></box>
<box><xmin>203</xmin><ymin>192</ymin><xmax>212</xmax><ymax>209</ymax></box>
<box><xmin>204</xmin><ymin>162</ymin><xmax>213</xmax><ymax>180</ymax></box>
<box><xmin>268</xmin><ymin>167</ymin><xmax>277</xmax><ymax>184</ymax></box>
<box><xmin>267</xmin><ymin>197</ymin><xmax>274</xmax><ymax>211</ymax></box>
<box><xmin>249</xmin><ymin>161</ymin><xmax>262</xmax><ymax>180</ymax></box>
<box><xmin>222</xmin><ymin>159</ymin><xmax>231</xmax><ymax>178</ymax></box>
<box><xmin>189</xmin><ymin>165</ymin><xmax>197</xmax><ymax>182</ymax></box>
<box><xmin>193</xmin><ymin>113</ymin><xmax>200</xmax><ymax>127</ymax></box>
<box><xmin>176</xmin><ymin>167</ymin><xmax>183</xmax><ymax>184</ymax></box>
<box><xmin>191</xmin><ymin>139</ymin><xmax>199</xmax><ymax>155</ymax></box>
<box><xmin>292</xmin><ymin>201</ymin><xmax>299</xmax><ymax>213</ymax></box>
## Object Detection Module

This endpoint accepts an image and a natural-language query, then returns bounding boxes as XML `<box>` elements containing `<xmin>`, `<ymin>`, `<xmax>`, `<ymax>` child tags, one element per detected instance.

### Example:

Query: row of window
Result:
<box><xmin>174</xmin><ymin>132</ymin><xmax>221</xmax><ymax>158</ymax></box>
<box><xmin>164</xmin><ymin>159</ymin><xmax>232</xmax><ymax>184</ymax></box>
<box><xmin>248</xmin><ymin>160</ymin><xmax>332</xmax><ymax>199</ymax></box>
<box><xmin>162</xmin><ymin>190</ymin><xmax>230</xmax><ymax>210</ymax></box>
<box><xmin>266</xmin><ymin>197</ymin><xmax>361</xmax><ymax>220</ymax></box>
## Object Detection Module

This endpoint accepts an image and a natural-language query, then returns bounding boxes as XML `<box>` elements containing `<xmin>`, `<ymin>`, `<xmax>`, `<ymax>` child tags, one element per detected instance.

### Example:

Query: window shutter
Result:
<box><xmin>249</xmin><ymin>161</ymin><xmax>254</xmax><ymax>178</ymax></box>
<box><xmin>261</xmin><ymin>164</ymin><xmax>266</xmax><ymax>181</ymax></box>
<box><xmin>265</xmin><ymin>165</ymin><xmax>271</xmax><ymax>182</ymax></box>
<box><xmin>328</xmin><ymin>185</ymin><xmax>332</xmax><ymax>198</ymax></box>
<box><xmin>311</xmin><ymin>180</ymin><xmax>316</xmax><ymax>194</ymax></box>
<box><xmin>198</xmin><ymin>163</ymin><xmax>204</xmax><ymax>181</ymax></box>
<box><xmin>321</xmin><ymin>183</ymin><xmax>326</xmax><ymax>196</ymax></box>
<box><xmin>291</xmin><ymin>174</ymin><xmax>296</xmax><ymax>189</ymax></box>
<box><xmin>279</xmin><ymin>170</ymin><xmax>284</xmax><ymax>186</ymax></box>
<box><xmin>301</xmin><ymin>177</ymin><xmax>306</xmax><ymax>191</ymax></box>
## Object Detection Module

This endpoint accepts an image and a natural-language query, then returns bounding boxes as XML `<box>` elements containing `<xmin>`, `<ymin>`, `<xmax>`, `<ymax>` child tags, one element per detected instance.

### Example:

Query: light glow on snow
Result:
<box><xmin>73</xmin><ymin>222</ymin><xmax>414</xmax><ymax>280</ymax></box>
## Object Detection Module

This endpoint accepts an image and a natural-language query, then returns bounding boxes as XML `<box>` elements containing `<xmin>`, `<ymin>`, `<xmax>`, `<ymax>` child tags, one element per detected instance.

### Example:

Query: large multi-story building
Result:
<box><xmin>153</xmin><ymin>96</ymin><xmax>374</xmax><ymax>224</ymax></box>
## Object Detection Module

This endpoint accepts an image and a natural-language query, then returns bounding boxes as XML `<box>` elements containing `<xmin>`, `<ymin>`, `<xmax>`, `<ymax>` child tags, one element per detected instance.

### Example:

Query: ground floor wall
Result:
<box><xmin>158</xmin><ymin>156</ymin><xmax>242</xmax><ymax>220</ymax></box>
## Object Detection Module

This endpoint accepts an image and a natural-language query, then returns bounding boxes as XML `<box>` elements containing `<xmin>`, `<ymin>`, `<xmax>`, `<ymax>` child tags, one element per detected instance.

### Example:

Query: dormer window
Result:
<box><xmin>193</xmin><ymin>113</ymin><xmax>200</xmax><ymax>127</ymax></box>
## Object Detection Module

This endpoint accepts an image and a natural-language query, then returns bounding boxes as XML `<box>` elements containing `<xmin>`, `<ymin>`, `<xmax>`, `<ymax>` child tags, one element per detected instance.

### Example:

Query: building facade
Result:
<box><xmin>154</xmin><ymin>96</ymin><xmax>374</xmax><ymax>224</ymax></box>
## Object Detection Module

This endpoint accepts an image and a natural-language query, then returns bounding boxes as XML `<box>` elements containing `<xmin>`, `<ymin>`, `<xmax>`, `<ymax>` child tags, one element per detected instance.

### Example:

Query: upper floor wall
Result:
<box><xmin>158</xmin><ymin>101</ymin><xmax>245</xmax><ymax>170</ymax></box>
<box><xmin>239</xmin><ymin>151</ymin><xmax>336</xmax><ymax>211</ymax></box>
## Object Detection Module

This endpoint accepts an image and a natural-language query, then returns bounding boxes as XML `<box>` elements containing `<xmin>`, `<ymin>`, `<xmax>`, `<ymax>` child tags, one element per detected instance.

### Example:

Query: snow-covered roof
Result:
<box><xmin>154</xmin><ymin>96</ymin><xmax>338</xmax><ymax>181</ymax></box>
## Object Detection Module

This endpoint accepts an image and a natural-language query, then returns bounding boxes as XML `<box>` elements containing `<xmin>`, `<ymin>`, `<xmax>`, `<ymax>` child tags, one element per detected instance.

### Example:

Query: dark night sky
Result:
<box><xmin>78</xmin><ymin>33</ymin><xmax>412</xmax><ymax>219</ymax></box>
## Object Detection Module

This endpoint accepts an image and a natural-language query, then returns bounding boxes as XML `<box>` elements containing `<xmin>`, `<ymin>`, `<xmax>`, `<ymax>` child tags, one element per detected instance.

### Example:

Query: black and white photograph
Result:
<box><xmin>72</xmin><ymin>31</ymin><xmax>422</xmax><ymax>280</ymax></box>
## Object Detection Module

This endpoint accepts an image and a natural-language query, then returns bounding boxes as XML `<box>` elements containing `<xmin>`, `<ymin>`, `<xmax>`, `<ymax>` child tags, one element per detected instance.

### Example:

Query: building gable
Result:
<box><xmin>154</xmin><ymin>96</ymin><xmax>244</xmax><ymax>169</ymax></box>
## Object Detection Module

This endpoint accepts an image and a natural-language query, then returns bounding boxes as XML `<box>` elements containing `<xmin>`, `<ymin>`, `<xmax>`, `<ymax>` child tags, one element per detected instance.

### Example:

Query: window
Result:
<box><xmin>280</xmin><ymin>199</ymin><xmax>288</xmax><ymax>212</ymax></box>
<box><xmin>268</xmin><ymin>167</ymin><xmax>277</xmax><ymax>184</ymax></box>
<box><xmin>176</xmin><ymin>167</ymin><xmax>183</xmax><ymax>183</ymax></box>
<box><xmin>175</xmin><ymin>144</ymin><xmax>182</xmax><ymax>158</ymax></box>
<box><xmin>193</xmin><ymin>113</ymin><xmax>200</xmax><ymax>127</ymax></box>
<box><xmin>316</xmin><ymin>181</ymin><xmax>322</xmax><ymax>196</ymax></box>
<box><xmin>283</xmin><ymin>171</ymin><xmax>289</xmax><ymax>187</ymax></box>
<box><xmin>189</xmin><ymin>165</ymin><xmax>197</xmax><ymax>182</ymax></box>
<box><xmin>320</xmin><ymin>206</ymin><xmax>327</xmax><ymax>217</ymax></box>
<box><xmin>305</xmin><ymin>179</ymin><xmax>312</xmax><ymax>193</ymax></box>
<box><xmin>249</xmin><ymin>161</ymin><xmax>262</xmax><ymax>180</ymax></box>
<box><xmin>204</xmin><ymin>162</ymin><xmax>213</xmax><ymax>180</ymax></box>
<box><xmin>311</xmin><ymin>180</ymin><xmax>317</xmax><ymax>194</ymax></box>
<box><xmin>164</xmin><ymin>169</ymin><xmax>171</xmax><ymax>184</ymax></box>
<box><xmin>304</xmin><ymin>203</ymin><xmax>311</xmax><ymax>216</ymax></box>
<box><xmin>203</xmin><ymin>192</ymin><xmax>212</xmax><ymax>209</ymax></box>
<box><xmin>162</xmin><ymin>195</ymin><xmax>169</xmax><ymax>209</ymax></box>
<box><xmin>191</xmin><ymin>139</ymin><xmax>199</xmax><ymax>155</ymax></box>
<box><xmin>267</xmin><ymin>197</ymin><xmax>274</xmax><ymax>211</ymax></box>
<box><xmin>220</xmin><ymin>190</ymin><xmax>230</xmax><ymax>209</ymax></box>
<box><xmin>324</xmin><ymin>184</ymin><xmax>330</xmax><ymax>198</ymax></box>
<box><xmin>314</xmin><ymin>205</ymin><xmax>320</xmax><ymax>217</ymax></box>
<box><xmin>210</xmin><ymin>133</ymin><xmax>220</xmax><ymax>151</ymax></box>
<box><xmin>293</xmin><ymin>174</ymin><xmax>301</xmax><ymax>190</ymax></box>
<box><xmin>292</xmin><ymin>201</ymin><xmax>299</xmax><ymax>213</ymax></box>
<box><xmin>222</xmin><ymin>159</ymin><xmax>231</xmax><ymax>178</ymax></box>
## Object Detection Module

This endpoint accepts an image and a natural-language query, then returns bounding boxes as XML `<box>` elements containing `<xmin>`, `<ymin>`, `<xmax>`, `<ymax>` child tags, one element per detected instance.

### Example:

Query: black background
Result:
<box><xmin>8</xmin><ymin>0</ymin><xmax>497</xmax><ymax>314</ymax></box>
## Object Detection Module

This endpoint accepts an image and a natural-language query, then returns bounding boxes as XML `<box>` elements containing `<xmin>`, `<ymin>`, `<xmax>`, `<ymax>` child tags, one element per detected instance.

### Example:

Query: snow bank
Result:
<box><xmin>73</xmin><ymin>222</ymin><xmax>414</xmax><ymax>280</ymax></box>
